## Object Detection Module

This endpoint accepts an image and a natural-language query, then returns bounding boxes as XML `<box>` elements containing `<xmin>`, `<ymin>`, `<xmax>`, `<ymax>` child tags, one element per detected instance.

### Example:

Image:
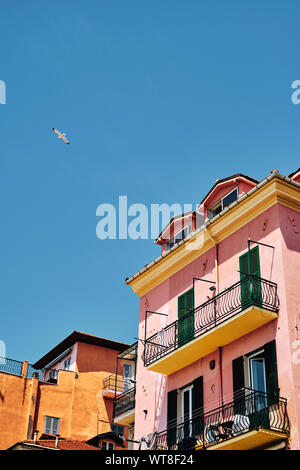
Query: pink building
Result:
<box><xmin>126</xmin><ymin>169</ymin><xmax>300</xmax><ymax>450</ymax></box>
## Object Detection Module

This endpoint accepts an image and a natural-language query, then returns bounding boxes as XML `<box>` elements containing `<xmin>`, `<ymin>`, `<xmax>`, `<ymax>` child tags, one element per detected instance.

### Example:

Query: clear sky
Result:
<box><xmin>0</xmin><ymin>1</ymin><xmax>299</xmax><ymax>364</ymax></box>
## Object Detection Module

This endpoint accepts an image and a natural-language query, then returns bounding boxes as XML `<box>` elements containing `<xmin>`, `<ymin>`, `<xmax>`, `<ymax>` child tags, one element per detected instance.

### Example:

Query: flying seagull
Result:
<box><xmin>52</xmin><ymin>128</ymin><xmax>70</xmax><ymax>144</ymax></box>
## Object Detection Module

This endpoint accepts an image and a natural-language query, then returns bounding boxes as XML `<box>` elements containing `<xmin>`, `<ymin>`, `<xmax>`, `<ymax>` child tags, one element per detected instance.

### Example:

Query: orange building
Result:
<box><xmin>0</xmin><ymin>331</ymin><xmax>131</xmax><ymax>450</ymax></box>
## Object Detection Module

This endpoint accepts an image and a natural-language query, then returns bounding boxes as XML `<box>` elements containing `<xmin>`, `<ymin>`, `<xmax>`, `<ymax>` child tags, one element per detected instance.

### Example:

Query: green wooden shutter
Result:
<box><xmin>232</xmin><ymin>356</ymin><xmax>245</xmax><ymax>415</ymax></box>
<box><xmin>239</xmin><ymin>252</ymin><xmax>249</xmax><ymax>279</ymax></box>
<box><xmin>240</xmin><ymin>252</ymin><xmax>250</xmax><ymax>309</ymax></box>
<box><xmin>249</xmin><ymin>247</ymin><xmax>262</xmax><ymax>306</ymax></box>
<box><xmin>239</xmin><ymin>246</ymin><xmax>262</xmax><ymax>309</ymax></box>
<box><xmin>185</xmin><ymin>289</ymin><xmax>194</xmax><ymax>311</ymax></box>
<box><xmin>167</xmin><ymin>389</ymin><xmax>177</xmax><ymax>447</ymax></box>
<box><xmin>192</xmin><ymin>376</ymin><xmax>204</xmax><ymax>437</ymax></box>
<box><xmin>178</xmin><ymin>295</ymin><xmax>186</xmax><ymax>317</ymax></box>
<box><xmin>178</xmin><ymin>288</ymin><xmax>194</xmax><ymax>347</ymax></box>
<box><xmin>264</xmin><ymin>340</ymin><xmax>279</xmax><ymax>405</ymax></box>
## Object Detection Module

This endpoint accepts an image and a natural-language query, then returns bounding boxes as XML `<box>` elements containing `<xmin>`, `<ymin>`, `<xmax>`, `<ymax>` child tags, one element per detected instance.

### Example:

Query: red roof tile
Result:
<box><xmin>23</xmin><ymin>438</ymin><xmax>99</xmax><ymax>450</ymax></box>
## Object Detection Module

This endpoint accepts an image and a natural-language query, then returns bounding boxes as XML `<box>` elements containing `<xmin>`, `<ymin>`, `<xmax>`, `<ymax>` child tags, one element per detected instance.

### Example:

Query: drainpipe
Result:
<box><xmin>33</xmin><ymin>430</ymin><xmax>39</xmax><ymax>443</ymax></box>
<box><xmin>55</xmin><ymin>434</ymin><xmax>60</xmax><ymax>449</ymax></box>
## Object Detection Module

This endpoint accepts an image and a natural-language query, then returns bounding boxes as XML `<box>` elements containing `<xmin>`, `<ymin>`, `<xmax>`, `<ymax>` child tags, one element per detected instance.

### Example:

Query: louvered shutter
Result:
<box><xmin>264</xmin><ymin>340</ymin><xmax>279</xmax><ymax>405</ymax></box>
<box><xmin>192</xmin><ymin>376</ymin><xmax>204</xmax><ymax>436</ymax></box>
<box><xmin>232</xmin><ymin>356</ymin><xmax>245</xmax><ymax>415</ymax></box>
<box><xmin>44</xmin><ymin>416</ymin><xmax>51</xmax><ymax>434</ymax></box>
<box><xmin>167</xmin><ymin>389</ymin><xmax>177</xmax><ymax>447</ymax></box>
<box><xmin>52</xmin><ymin>417</ymin><xmax>60</xmax><ymax>435</ymax></box>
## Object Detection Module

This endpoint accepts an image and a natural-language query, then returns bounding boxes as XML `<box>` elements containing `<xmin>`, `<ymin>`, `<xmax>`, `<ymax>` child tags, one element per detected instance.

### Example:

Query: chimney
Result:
<box><xmin>33</xmin><ymin>430</ymin><xmax>39</xmax><ymax>443</ymax></box>
<box><xmin>55</xmin><ymin>434</ymin><xmax>60</xmax><ymax>449</ymax></box>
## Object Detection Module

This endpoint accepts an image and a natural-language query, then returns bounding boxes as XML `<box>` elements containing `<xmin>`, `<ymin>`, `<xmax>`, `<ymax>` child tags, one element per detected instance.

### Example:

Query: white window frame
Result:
<box><xmin>123</xmin><ymin>363</ymin><xmax>133</xmax><ymax>391</ymax></box>
<box><xmin>101</xmin><ymin>441</ymin><xmax>115</xmax><ymax>450</ymax></box>
<box><xmin>180</xmin><ymin>385</ymin><xmax>193</xmax><ymax>438</ymax></box>
<box><xmin>246</xmin><ymin>349</ymin><xmax>268</xmax><ymax>413</ymax></box>
<box><xmin>64</xmin><ymin>356</ymin><xmax>71</xmax><ymax>370</ymax></box>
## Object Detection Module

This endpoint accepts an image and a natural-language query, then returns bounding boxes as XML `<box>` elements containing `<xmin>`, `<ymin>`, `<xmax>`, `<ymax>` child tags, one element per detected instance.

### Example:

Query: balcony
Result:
<box><xmin>113</xmin><ymin>387</ymin><xmax>136</xmax><ymax>425</ymax></box>
<box><xmin>154</xmin><ymin>389</ymin><xmax>289</xmax><ymax>450</ymax></box>
<box><xmin>144</xmin><ymin>276</ymin><xmax>279</xmax><ymax>375</ymax></box>
<box><xmin>102</xmin><ymin>374</ymin><xmax>124</xmax><ymax>399</ymax></box>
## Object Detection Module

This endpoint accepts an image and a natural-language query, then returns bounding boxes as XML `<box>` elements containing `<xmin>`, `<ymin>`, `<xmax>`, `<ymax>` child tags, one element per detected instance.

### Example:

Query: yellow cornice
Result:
<box><xmin>129</xmin><ymin>178</ymin><xmax>300</xmax><ymax>297</ymax></box>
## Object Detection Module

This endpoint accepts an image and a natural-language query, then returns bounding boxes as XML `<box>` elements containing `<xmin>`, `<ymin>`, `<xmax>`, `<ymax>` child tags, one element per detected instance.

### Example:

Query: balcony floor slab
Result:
<box><xmin>203</xmin><ymin>428</ymin><xmax>288</xmax><ymax>450</ymax></box>
<box><xmin>147</xmin><ymin>306</ymin><xmax>278</xmax><ymax>375</ymax></box>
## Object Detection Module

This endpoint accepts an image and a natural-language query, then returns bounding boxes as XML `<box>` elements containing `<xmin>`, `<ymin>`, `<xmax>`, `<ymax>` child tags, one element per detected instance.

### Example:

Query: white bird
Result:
<box><xmin>52</xmin><ymin>128</ymin><xmax>70</xmax><ymax>144</ymax></box>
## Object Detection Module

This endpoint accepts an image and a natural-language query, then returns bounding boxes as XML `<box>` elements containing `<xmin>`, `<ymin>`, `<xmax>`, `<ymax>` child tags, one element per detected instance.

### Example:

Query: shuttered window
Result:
<box><xmin>44</xmin><ymin>416</ymin><xmax>60</xmax><ymax>435</ymax></box>
<box><xmin>178</xmin><ymin>288</ymin><xmax>194</xmax><ymax>346</ymax></box>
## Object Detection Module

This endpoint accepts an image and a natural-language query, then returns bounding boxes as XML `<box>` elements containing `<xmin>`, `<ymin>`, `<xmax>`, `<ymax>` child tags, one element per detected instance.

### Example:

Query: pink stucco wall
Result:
<box><xmin>134</xmin><ymin>202</ymin><xmax>300</xmax><ymax>449</ymax></box>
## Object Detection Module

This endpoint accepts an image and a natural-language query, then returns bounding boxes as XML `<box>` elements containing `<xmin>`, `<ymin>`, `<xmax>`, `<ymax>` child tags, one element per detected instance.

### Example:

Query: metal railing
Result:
<box><xmin>113</xmin><ymin>386</ymin><xmax>136</xmax><ymax>418</ymax></box>
<box><xmin>0</xmin><ymin>357</ymin><xmax>23</xmax><ymax>376</ymax></box>
<box><xmin>154</xmin><ymin>388</ymin><xmax>289</xmax><ymax>450</ymax></box>
<box><xmin>103</xmin><ymin>374</ymin><xmax>124</xmax><ymax>393</ymax></box>
<box><xmin>143</xmin><ymin>275</ymin><xmax>279</xmax><ymax>367</ymax></box>
<box><xmin>0</xmin><ymin>357</ymin><xmax>64</xmax><ymax>384</ymax></box>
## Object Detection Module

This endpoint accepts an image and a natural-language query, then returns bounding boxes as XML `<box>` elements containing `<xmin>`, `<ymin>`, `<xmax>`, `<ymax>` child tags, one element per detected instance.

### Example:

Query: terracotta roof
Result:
<box><xmin>14</xmin><ymin>438</ymin><xmax>99</xmax><ymax>450</ymax></box>
<box><xmin>33</xmin><ymin>330</ymin><xmax>131</xmax><ymax>369</ymax></box>
<box><xmin>289</xmin><ymin>167</ymin><xmax>300</xmax><ymax>178</ymax></box>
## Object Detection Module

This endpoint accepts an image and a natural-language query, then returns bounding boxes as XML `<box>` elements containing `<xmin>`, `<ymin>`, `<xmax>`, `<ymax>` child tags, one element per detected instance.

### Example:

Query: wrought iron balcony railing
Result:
<box><xmin>154</xmin><ymin>388</ymin><xmax>289</xmax><ymax>450</ymax></box>
<box><xmin>113</xmin><ymin>386</ymin><xmax>136</xmax><ymax>418</ymax></box>
<box><xmin>143</xmin><ymin>275</ymin><xmax>279</xmax><ymax>367</ymax></box>
<box><xmin>103</xmin><ymin>374</ymin><xmax>124</xmax><ymax>393</ymax></box>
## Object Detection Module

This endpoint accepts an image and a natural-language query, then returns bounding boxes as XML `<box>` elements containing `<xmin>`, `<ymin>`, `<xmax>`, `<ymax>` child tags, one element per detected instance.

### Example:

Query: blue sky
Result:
<box><xmin>0</xmin><ymin>1</ymin><xmax>299</xmax><ymax>363</ymax></box>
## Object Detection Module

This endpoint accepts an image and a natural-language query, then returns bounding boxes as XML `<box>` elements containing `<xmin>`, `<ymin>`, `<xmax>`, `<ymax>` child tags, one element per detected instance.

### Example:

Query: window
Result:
<box><xmin>123</xmin><ymin>363</ymin><xmax>133</xmax><ymax>391</ymax></box>
<box><xmin>247</xmin><ymin>350</ymin><xmax>268</xmax><ymax>411</ymax></box>
<box><xmin>180</xmin><ymin>385</ymin><xmax>193</xmax><ymax>438</ymax></box>
<box><xmin>47</xmin><ymin>369</ymin><xmax>58</xmax><ymax>383</ymax></box>
<box><xmin>44</xmin><ymin>416</ymin><xmax>60</xmax><ymax>435</ymax></box>
<box><xmin>101</xmin><ymin>441</ymin><xmax>115</xmax><ymax>450</ymax></box>
<box><xmin>164</xmin><ymin>225</ymin><xmax>192</xmax><ymax>252</ymax></box>
<box><xmin>111</xmin><ymin>424</ymin><xmax>124</xmax><ymax>438</ymax></box>
<box><xmin>208</xmin><ymin>188</ymin><xmax>238</xmax><ymax>220</ymax></box>
<box><xmin>64</xmin><ymin>357</ymin><xmax>71</xmax><ymax>370</ymax></box>
<box><xmin>222</xmin><ymin>188</ymin><xmax>238</xmax><ymax>209</ymax></box>
<box><xmin>208</xmin><ymin>201</ymin><xmax>222</xmax><ymax>220</ymax></box>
